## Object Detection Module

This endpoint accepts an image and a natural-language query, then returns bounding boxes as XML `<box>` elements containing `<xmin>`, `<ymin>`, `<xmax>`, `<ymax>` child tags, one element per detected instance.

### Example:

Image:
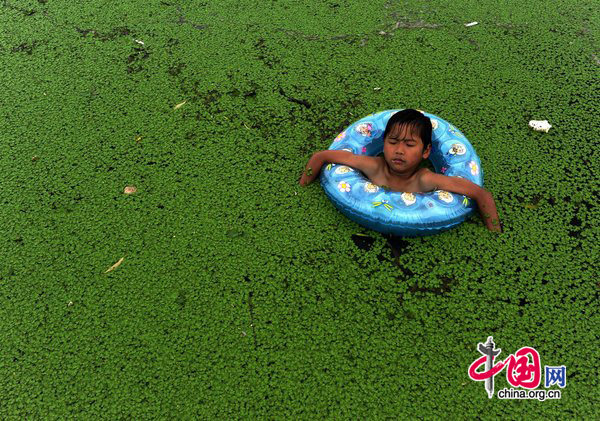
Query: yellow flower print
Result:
<box><xmin>364</xmin><ymin>182</ymin><xmax>379</xmax><ymax>193</ymax></box>
<box><xmin>469</xmin><ymin>161</ymin><xmax>479</xmax><ymax>175</ymax></box>
<box><xmin>338</xmin><ymin>181</ymin><xmax>351</xmax><ymax>193</ymax></box>
<box><xmin>401</xmin><ymin>192</ymin><xmax>416</xmax><ymax>206</ymax></box>
<box><xmin>334</xmin><ymin>131</ymin><xmax>347</xmax><ymax>142</ymax></box>
<box><xmin>449</xmin><ymin>143</ymin><xmax>466</xmax><ymax>155</ymax></box>
<box><xmin>437</xmin><ymin>190</ymin><xmax>454</xmax><ymax>203</ymax></box>
<box><xmin>335</xmin><ymin>165</ymin><xmax>354</xmax><ymax>175</ymax></box>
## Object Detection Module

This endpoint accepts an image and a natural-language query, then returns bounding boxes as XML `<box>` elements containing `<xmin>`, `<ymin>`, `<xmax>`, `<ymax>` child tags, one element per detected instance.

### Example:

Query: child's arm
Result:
<box><xmin>299</xmin><ymin>150</ymin><xmax>380</xmax><ymax>186</ymax></box>
<box><xmin>419</xmin><ymin>171</ymin><xmax>503</xmax><ymax>233</ymax></box>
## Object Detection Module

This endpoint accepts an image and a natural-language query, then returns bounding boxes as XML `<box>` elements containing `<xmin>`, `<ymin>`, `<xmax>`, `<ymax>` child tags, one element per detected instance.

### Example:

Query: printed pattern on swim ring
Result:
<box><xmin>319</xmin><ymin>109</ymin><xmax>484</xmax><ymax>236</ymax></box>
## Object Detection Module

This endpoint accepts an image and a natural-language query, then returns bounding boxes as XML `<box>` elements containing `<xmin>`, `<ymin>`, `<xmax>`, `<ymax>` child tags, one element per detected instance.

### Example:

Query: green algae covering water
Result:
<box><xmin>0</xmin><ymin>0</ymin><xmax>598</xmax><ymax>418</ymax></box>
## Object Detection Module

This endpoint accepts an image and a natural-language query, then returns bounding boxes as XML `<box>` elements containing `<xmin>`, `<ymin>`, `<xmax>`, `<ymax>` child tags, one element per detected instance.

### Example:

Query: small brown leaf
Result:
<box><xmin>105</xmin><ymin>257</ymin><xmax>124</xmax><ymax>273</ymax></box>
<box><xmin>124</xmin><ymin>186</ymin><xmax>137</xmax><ymax>194</ymax></box>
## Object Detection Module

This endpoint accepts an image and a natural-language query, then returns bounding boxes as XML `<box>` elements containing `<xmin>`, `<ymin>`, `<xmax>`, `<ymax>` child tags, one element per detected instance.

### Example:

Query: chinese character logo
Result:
<box><xmin>545</xmin><ymin>366</ymin><xmax>566</xmax><ymax>388</ymax></box>
<box><xmin>468</xmin><ymin>336</ymin><xmax>565</xmax><ymax>399</ymax></box>
<box><xmin>468</xmin><ymin>336</ymin><xmax>501</xmax><ymax>398</ymax></box>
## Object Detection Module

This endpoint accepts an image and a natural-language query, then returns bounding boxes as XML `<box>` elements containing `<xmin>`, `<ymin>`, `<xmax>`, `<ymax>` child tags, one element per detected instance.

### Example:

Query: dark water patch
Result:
<box><xmin>168</xmin><ymin>62</ymin><xmax>186</xmax><ymax>76</ymax></box>
<box><xmin>383</xmin><ymin>234</ymin><xmax>411</xmax><ymax>262</ymax></box>
<box><xmin>351</xmin><ymin>234</ymin><xmax>375</xmax><ymax>252</ymax></box>
<box><xmin>127</xmin><ymin>45</ymin><xmax>151</xmax><ymax>73</ymax></box>
<box><xmin>278</xmin><ymin>87</ymin><xmax>311</xmax><ymax>108</ymax></box>
<box><xmin>570</xmin><ymin>216</ymin><xmax>582</xmax><ymax>227</ymax></box>
<box><xmin>76</xmin><ymin>26</ymin><xmax>132</xmax><ymax>42</ymax></box>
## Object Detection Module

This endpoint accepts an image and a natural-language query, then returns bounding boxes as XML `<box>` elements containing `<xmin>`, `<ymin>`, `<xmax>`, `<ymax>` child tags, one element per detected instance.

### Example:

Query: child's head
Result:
<box><xmin>383</xmin><ymin>109</ymin><xmax>432</xmax><ymax>151</ymax></box>
<box><xmin>382</xmin><ymin>109</ymin><xmax>433</xmax><ymax>174</ymax></box>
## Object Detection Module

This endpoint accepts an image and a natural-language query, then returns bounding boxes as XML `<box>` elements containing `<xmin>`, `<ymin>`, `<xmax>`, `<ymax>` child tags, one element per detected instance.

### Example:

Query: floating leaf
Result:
<box><xmin>105</xmin><ymin>257</ymin><xmax>124</xmax><ymax>273</ymax></box>
<box><xmin>174</xmin><ymin>100</ymin><xmax>187</xmax><ymax>110</ymax></box>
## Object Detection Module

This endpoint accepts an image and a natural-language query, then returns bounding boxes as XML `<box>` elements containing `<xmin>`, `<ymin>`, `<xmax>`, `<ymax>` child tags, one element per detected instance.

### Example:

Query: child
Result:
<box><xmin>299</xmin><ymin>109</ymin><xmax>503</xmax><ymax>233</ymax></box>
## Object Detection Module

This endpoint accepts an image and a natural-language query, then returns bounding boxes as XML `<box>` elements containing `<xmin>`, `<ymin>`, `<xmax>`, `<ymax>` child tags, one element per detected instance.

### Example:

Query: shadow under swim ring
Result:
<box><xmin>319</xmin><ymin>109</ymin><xmax>484</xmax><ymax>237</ymax></box>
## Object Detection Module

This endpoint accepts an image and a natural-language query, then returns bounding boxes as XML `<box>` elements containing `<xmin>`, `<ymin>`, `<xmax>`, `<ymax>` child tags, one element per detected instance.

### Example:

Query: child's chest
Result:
<box><xmin>368</xmin><ymin>173</ymin><xmax>424</xmax><ymax>193</ymax></box>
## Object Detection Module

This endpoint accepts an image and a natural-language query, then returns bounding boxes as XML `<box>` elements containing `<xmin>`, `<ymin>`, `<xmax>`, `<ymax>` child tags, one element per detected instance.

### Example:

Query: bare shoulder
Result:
<box><xmin>374</xmin><ymin>155</ymin><xmax>386</xmax><ymax>171</ymax></box>
<box><xmin>416</xmin><ymin>167</ymin><xmax>434</xmax><ymax>182</ymax></box>
<box><xmin>372</xmin><ymin>155</ymin><xmax>387</xmax><ymax>176</ymax></box>
<box><xmin>416</xmin><ymin>168</ymin><xmax>437</xmax><ymax>191</ymax></box>
<box><xmin>417</xmin><ymin>167</ymin><xmax>433</xmax><ymax>178</ymax></box>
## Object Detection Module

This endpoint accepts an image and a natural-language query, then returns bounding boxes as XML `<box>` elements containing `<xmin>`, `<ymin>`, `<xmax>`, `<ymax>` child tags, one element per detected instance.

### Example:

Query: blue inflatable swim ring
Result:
<box><xmin>320</xmin><ymin>109</ymin><xmax>484</xmax><ymax>237</ymax></box>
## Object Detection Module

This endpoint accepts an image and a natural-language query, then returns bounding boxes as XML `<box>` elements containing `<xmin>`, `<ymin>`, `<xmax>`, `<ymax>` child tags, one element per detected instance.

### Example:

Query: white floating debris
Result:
<box><xmin>374</xmin><ymin>87</ymin><xmax>381</xmax><ymax>91</ymax></box>
<box><xmin>465</xmin><ymin>22</ymin><xmax>478</xmax><ymax>27</ymax></box>
<box><xmin>529</xmin><ymin>120</ymin><xmax>552</xmax><ymax>133</ymax></box>
<box><xmin>174</xmin><ymin>100</ymin><xmax>187</xmax><ymax>110</ymax></box>
<box><xmin>134</xmin><ymin>39</ymin><xmax>145</xmax><ymax>45</ymax></box>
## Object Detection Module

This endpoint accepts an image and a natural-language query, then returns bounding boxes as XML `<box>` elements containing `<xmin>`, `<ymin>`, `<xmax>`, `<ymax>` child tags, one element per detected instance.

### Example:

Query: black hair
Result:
<box><xmin>382</xmin><ymin>109</ymin><xmax>432</xmax><ymax>151</ymax></box>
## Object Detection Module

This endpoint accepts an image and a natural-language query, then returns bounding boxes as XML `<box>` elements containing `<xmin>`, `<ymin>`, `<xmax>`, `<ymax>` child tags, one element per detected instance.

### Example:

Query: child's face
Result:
<box><xmin>383</xmin><ymin>123</ymin><xmax>431</xmax><ymax>175</ymax></box>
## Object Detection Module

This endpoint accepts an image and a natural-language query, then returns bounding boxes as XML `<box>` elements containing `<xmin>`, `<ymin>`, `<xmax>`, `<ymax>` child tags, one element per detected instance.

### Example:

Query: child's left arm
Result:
<box><xmin>419</xmin><ymin>171</ymin><xmax>503</xmax><ymax>233</ymax></box>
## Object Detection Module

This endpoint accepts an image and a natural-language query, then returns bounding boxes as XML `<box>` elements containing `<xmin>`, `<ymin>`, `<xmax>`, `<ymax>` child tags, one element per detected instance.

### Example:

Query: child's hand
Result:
<box><xmin>489</xmin><ymin>220</ymin><xmax>503</xmax><ymax>233</ymax></box>
<box><xmin>483</xmin><ymin>213</ymin><xmax>503</xmax><ymax>233</ymax></box>
<box><xmin>299</xmin><ymin>152</ymin><xmax>323</xmax><ymax>186</ymax></box>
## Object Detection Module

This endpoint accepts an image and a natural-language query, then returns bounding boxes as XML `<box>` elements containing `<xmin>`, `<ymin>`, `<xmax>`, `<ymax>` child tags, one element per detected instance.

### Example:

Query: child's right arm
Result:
<box><xmin>299</xmin><ymin>150</ymin><xmax>380</xmax><ymax>186</ymax></box>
